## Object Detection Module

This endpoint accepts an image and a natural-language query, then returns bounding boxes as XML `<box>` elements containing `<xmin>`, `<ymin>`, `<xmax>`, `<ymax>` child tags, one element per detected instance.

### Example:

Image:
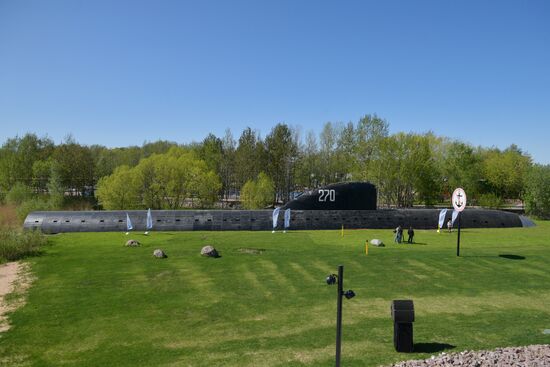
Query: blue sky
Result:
<box><xmin>1</xmin><ymin>0</ymin><xmax>549</xmax><ymax>163</ymax></box>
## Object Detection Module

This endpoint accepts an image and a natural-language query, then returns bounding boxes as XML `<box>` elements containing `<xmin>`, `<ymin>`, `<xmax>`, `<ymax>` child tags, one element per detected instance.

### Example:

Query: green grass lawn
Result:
<box><xmin>1</xmin><ymin>223</ymin><xmax>550</xmax><ymax>366</ymax></box>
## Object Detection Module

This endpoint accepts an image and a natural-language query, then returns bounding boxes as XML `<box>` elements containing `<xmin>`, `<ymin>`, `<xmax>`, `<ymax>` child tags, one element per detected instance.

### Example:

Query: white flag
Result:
<box><xmin>438</xmin><ymin>208</ymin><xmax>448</xmax><ymax>230</ymax></box>
<box><xmin>284</xmin><ymin>208</ymin><xmax>291</xmax><ymax>229</ymax></box>
<box><xmin>126</xmin><ymin>213</ymin><xmax>133</xmax><ymax>231</ymax></box>
<box><xmin>272</xmin><ymin>207</ymin><xmax>281</xmax><ymax>229</ymax></box>
<box><xmin>146</xmin><ymin>208</ymin><xmax>153</xmax><ymax>230</ymax></box>
<box><xmin>452</xmin><ymin>209</ymin><xmax>459</xmax><ymax>225</ymax></box>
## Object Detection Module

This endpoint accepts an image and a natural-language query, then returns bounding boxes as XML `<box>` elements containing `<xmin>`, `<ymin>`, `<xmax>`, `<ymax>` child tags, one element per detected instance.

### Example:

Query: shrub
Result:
<box><xmin>16</xmin><ymin>198</ymin><xmax>52</xmax><ymax>222</ymax></box>
<box><xmin>5</xmin><ymin>183</ymin><xmax>32</xmax><ymax>206</ymax></box>
<box><xmin>63</xmin><ymin>197</ymin><xmax>95</xmax><ymax>211</ymax></box>
<box><xmin>524</xmin><ymin>164</ymin><xmax>550</xmax><ymax>219</ymax></box>
<box><xmin>0</xmin><ymin>228</ymin><xmax>48</xmax><ymax>261</ymax></box>
<box><xmin>0</xmin><ymin>205</ymin><xmax>19</xmax><ymax>229</ymax></box>
<box><xmin>478</xmin><ymin>193</ymin><xmax>503</xmax><ymax>209</ymax></box>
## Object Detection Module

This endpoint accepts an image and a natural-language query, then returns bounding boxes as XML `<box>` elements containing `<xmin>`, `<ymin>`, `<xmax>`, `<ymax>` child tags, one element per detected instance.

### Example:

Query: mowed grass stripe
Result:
<box><xmin>256</xmin><ymin>259</ymin><xmax>298</xmax><ymax>294</ymax></box>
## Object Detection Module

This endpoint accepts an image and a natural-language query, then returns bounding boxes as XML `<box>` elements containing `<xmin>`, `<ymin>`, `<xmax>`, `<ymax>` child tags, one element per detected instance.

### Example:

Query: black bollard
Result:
<box><xmin>391</xmin><ymin>300</ymin><xmax>415</xmax><ymax>353</ymax></box>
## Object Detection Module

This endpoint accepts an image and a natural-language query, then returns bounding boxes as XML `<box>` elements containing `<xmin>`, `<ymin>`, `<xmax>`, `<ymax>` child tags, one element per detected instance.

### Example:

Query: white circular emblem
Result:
<box><xmin>452</xmin><ymin>188</ymin><xmax>467</xmax><ymax>212</ymax></box>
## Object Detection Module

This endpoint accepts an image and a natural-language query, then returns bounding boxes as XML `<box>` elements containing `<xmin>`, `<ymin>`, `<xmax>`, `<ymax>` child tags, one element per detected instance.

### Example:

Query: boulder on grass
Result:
<box><xmin>126</xmin><ymin>240</ymin><xmax>140</xmax><ymax>247</ymax></box>
<box><xmin>153</xmin><ymin>249</ymin><xmax>167</xmax><ymax>258</ymax></box>
<box><xmin>201</xmin><ymin>245</ymin><xmax>219</xmax><ymax>258</ymax></box>
<box><xmin>370</xmin><ymin>239</ymin><xmax>384</xmax><ymax>247</ymax></box>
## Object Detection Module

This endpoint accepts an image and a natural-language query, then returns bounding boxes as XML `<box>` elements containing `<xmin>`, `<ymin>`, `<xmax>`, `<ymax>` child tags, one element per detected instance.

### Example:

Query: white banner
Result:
<box><xmin>438</xmin><ymin>208</ymin><xmax>448</xmax><ymax>229</ymax></box>
<box><xmin>146</xmin><ymin>208</ymin><xmax>153</xmax><ymax>230</ymax></box>
<box><xmin>284</xmin><ymin>208</ymin><xmax>291</xmax><ymax>229</ymax></box>
<box><xmin>452</xmin><ymin>209</ymin><xmax>459</xmax><ymax>225</ymax></box>
<box><xmin>272</xmin><ymin>207</ymin><xmax>281</xmax><ymax>229</ymax></box>
<box><xmin>126</xmin><ymin>213</ymin><xmax>133</xmax><ymax>231</ymax></box>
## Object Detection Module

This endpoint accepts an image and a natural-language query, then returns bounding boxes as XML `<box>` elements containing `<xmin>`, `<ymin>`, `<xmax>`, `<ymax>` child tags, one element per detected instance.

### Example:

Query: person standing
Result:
<box><xmin>447</xmin><ymin>219</ymin><xmax>452</xmax><ymax>233</ymax></box>
<box><xmin>398</xmin><ymin>226</ymin><xmax>403</xmax><ymax>243</ymax></box>
<box><xmin>394</xmin><ymin>225</ymin><xmax>402</xmax><ymax>243</ymax></box>
<box><xmin>407</xmin><ymin>226</ymin><xmax>414</xmax><ymax>244</ymax></box>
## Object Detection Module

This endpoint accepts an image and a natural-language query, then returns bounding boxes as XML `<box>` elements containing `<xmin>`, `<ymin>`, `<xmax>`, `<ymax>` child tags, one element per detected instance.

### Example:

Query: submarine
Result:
<box><xmin>24</xmin><ymin>182</ymin><xmax>533</xmax><ymax>233</ymax></box>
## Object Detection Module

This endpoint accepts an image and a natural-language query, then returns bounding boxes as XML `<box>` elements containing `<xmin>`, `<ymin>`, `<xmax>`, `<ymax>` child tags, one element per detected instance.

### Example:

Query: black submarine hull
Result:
<box><xmin>23</xmin><ymin>208</ymin><xmax>532</xmax><ymax>234</ymax></box>
<box><xmin>23</xmin><ymin>182</ymin><xmax>534</xmax><ymax>233</ymax></box>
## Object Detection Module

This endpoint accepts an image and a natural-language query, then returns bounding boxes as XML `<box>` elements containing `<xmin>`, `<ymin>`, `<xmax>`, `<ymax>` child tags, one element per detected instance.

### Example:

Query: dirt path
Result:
<box><xmin>0</xmin><ymin>261</ymin><xmax>32</xmax><ymax>333</ymax></box>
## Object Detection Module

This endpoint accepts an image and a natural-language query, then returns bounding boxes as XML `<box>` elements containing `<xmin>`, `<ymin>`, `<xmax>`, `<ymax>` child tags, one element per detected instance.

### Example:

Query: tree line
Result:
<box><xmin>1</xmin><ymin>114</ymin><xmax>549</xmax><ymax>218</ymax></box>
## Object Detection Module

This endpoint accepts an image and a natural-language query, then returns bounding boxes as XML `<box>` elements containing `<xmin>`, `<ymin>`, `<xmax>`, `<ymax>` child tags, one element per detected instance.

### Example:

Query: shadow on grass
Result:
<box><xmin>391</xmin><ymin>242</ymin><xmax>428</xmax><ymax>246</ymax></box>
<box><xmin>414</xmin><ymin>342</ymin><xmax>456</xmax><ymax>353</ymax></box>
<box><xmin>499</xmin><ymin>254</ymin><xmax>526</xmax><ymax>260</ymax></box>
<box><xmin>461</xmin><ymin>254</ymin><xmax>525</xmax><ymax>260</ymax></box>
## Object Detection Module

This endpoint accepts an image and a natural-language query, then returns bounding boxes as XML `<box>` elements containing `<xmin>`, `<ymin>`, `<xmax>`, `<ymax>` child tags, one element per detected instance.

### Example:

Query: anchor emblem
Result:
<box><xmin>454</xmin><ymin>192</ymin><xmax>464</xmax><ymax>208</ymax></box>
<box><xmin>452</xmin><ymin>188</ymin><xmax>467</xmax><ymax>212</ymax></box>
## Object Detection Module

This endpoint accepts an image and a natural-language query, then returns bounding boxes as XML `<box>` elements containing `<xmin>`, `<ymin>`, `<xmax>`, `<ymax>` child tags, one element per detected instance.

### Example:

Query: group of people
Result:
<box><xmin>394</xmin><ymin>225</ymin><xmax>414</xmax><ymax>244</ymax></box>
<box><xmin>393</xmin><ymin>217</ymin><xmax>456</xmax><ymax>244</ymax></box>
<box><xmin>394</xmin><ymin>219</ymin><xmax>454</xmax><ymax>244</ymax></box>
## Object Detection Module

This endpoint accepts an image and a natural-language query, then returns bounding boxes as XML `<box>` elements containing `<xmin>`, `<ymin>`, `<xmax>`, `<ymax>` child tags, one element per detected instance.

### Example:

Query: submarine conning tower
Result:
<box><xmin>281</xmin><ymin>182</ymin><xmax>377</xmax><ymax>211</ymax></box>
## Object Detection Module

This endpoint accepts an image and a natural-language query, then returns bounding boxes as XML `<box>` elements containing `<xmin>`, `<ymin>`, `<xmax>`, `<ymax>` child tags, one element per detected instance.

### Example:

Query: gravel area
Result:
<box><xmin>387</xmin><ymin>345</ymin><xmax>550</xmax><ymax>366</ymax></box>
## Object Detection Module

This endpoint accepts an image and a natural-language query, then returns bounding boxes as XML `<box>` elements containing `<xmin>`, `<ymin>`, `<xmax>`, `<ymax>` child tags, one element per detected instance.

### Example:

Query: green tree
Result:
<box><xmin>413</xmin><ymin>134</ymin><xmax>441</xmax><ymax>206</ymax></box>
<box><xmin>481</xmin><ymin>145</ymin><xmax>531</xmax><ymax>200</ymax></box>
<box><xmin>335</xmin><ymin>121</ymin><xmax>356</xmax><ymax>180</ymax></box>
<box><xmin>0</xmin><ymin>139</ymin><xmax>18</xmax><ymax>192</ymax></box>
<box><xmin>265</xmin><ymin>124</ymin><xmax>298</xmax><ymax>203</ymax></box>
<box><xmin>319</xmin><ymin>122</ymin><xmax>338</xmax><ymax>184</ymax></box>
<box><xmin>96</xmin><ymin>165</ymin><xmax>141</xmax><ymax>210</ymax></box>
<box><xmin>92</xmin><ymin>145</ymin><xmax>146</xmax><ymax>180</ymax></box>
<box><xmin>241</xmin><ymin>172</ymin><xmax>274</xmax><ymax>209</ymax></box>
<box><xmin>141</xmin><ymin>140</ymin><xmax>178</xmax><ymax>157</ymax></box>
<box><xmin>371</xmin><ymin>133</ymin><xmax>440</xmax><ymax>207</ymax></box>
<box><xmin>440</xmin><ymin>141</ymin><xmax>484</xmax><ymax>203</ymax></box>
<box><xmin>220</xmin><ymin>129</ymin><xmax>236</xmax><ymax>204</ymax></box>
<box><xmin>235</xmin><ymin>128</ymin><xmax>266</xmax><ymax>190</ymax></box>
<box><xmin>91</xmin><ymin>145</ymin><xmax>117</xmax><ymax>179</ymax></box>
<box><xmin>32</xmin><ymin>159</ymin><xmax>54</xmax><ymax>192</ymax></box>
<box><xmin>117</xmin><ymin>146</ymin><xmax>144</xmax><ymax>167</ymax></box>
<box><xmin>524</xmin><ymin>164</ymin><xmax>550</xmax><ymax>219</ymax></box>
<box><xmin>195</xmin><ymin>170</ymin><xmax>222</xmax><ymax>208</ymax></box>
<box><xmin>295</xmin><ymin>130</ymin><xmax>321</xmax><ymax>189</ymax></box>
<box><xmin>97</xmin><ymin>148</ymin><xmax>222</xmax><ymax>210</ymax></box>
<box><xmin>354</xmin><ymin>114</ymin><xmax>389</xmax><ymax>181</ymax></box>
<box><xmin>198</xmin><ymin>133</ymin><xmax>223</xmax><ymax>175</ymax></box>
<box><xmin>47</xmin><ymin>163</ymin><xmax>66</xmax><ymax>209</ymax></box>
<box><xmin>134</xmin><ymin>155</ymin><xmax>164</xmax><ymax>209</ymax></box>
<box><xmin>0</xmin><ymin>134</ymin><xmax>54</xmax><ymax>191</ymax></box>
<box><xmin>52</xmin><ymin>138</ymin><xmax>95</xmax><ymax>196</ymax></box>
<box><xmin>155</xmin><ymin>147</ymin><xmax>221</xmax><ymax>209</ymax></box>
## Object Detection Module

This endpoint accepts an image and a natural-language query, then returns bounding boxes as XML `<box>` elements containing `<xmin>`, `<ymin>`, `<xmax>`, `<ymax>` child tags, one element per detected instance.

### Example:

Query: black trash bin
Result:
<box><xmin>391</xmin><ymin>300</ymin><xmax>414</xmax><ymax>352</ymax></box>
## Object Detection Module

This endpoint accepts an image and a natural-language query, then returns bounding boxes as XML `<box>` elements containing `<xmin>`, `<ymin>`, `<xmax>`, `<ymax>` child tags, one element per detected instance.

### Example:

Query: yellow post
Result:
<box><xmin>365</xmin><ymin>241</ymin><xmax>369</xmax><ymax>255</ymax></box>
<box><xmin>341</xmin><ymin>224</ymin><xmax>344</xmax><ymax>237</ymax></box>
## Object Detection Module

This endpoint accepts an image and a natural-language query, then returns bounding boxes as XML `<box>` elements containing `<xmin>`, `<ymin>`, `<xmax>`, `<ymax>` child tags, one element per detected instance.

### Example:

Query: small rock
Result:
<box><xmin>201</xmin><ymin>245</ymin><xmax>219</xmax><ymax>258</ymax></box>
<box><xmin>370</xmin><ymin>239</ymin><xmax>384</xmax><ymax>247</ymax></box>
<box><xmin>126</xmin><ymin>239</ymin><xmax>140</xmax><ymax>247</ymax></box>
<box><xmin>153</xmin><ymin>249</ymin><xmax>167</xmax><ymax>258</ymax></box>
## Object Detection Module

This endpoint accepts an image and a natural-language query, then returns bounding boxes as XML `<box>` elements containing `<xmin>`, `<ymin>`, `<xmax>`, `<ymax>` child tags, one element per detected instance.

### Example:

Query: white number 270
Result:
<box><xmin>318</xmin><ymin>189</ymin><xmax>335</xmax><ymax>202</ymax></box>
